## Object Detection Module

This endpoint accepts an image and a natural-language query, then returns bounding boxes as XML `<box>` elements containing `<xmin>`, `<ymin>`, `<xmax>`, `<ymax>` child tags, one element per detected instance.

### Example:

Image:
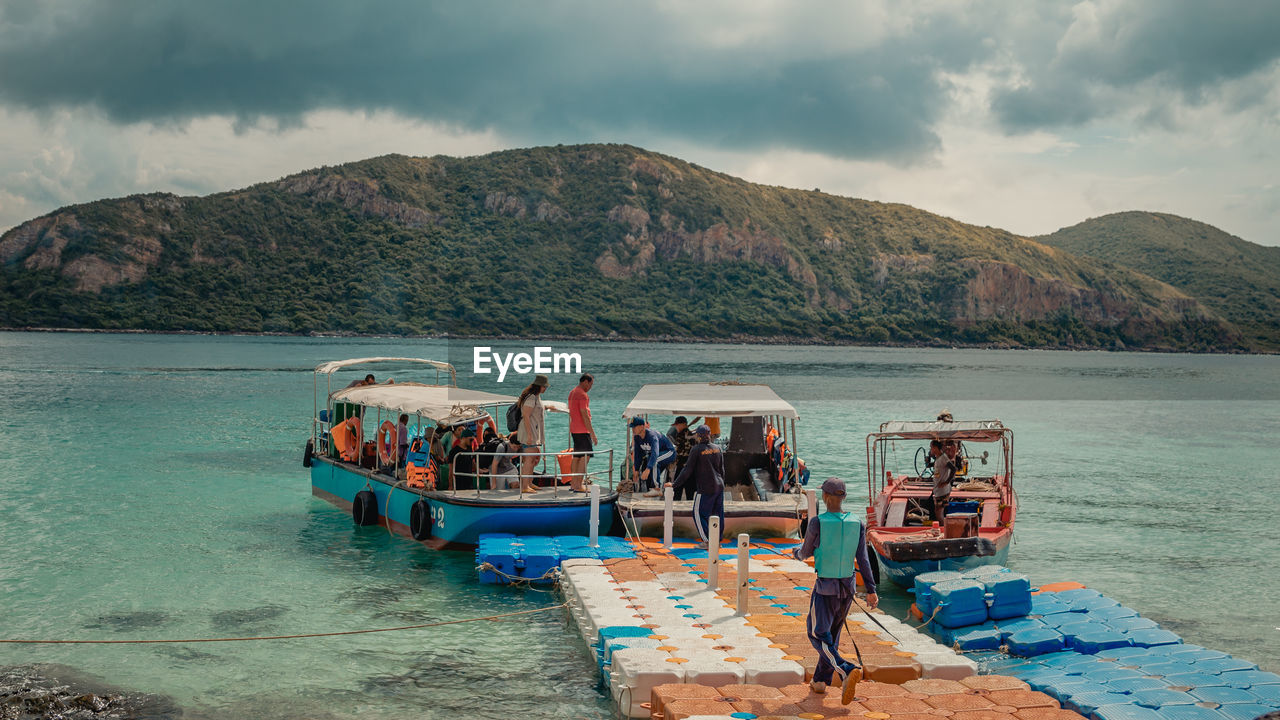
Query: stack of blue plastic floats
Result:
<box><xmin>913</xmin><ymin>567</ymin><xmax>1280</xmax><ymax>720</ymax></box>
<box><xmin>475</xmin><ymin>534</ymin><xmax>636</xmax><ymax>584</ymax></box>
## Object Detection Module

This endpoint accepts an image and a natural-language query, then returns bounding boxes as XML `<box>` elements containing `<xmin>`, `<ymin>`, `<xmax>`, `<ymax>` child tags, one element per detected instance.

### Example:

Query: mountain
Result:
<box><xmin>0</xmin><ymin>144</ymin><xmax>1242</xmax><ymax>351</ymax></box>
<box><xmin>1038</xmin><ymin>211</ymin><xmax>1280</xmax><ymax>351</ymax></box>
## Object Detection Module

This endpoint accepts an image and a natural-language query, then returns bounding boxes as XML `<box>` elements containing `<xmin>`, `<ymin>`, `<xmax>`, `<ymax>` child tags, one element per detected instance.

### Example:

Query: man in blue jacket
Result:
<box><xmin>667</xmin><ymin>424</ymin><xmax>723</xmax><ymax>545</ymax></box>
<box><xmin>630</xmin><ymin>417</ymin><xmax>674</xmax><ymax>495</ymax></box>
<box><xmin>794</xmin><ymin>478</ymin><xmax>879</xmax><ymax>704</ymax></box>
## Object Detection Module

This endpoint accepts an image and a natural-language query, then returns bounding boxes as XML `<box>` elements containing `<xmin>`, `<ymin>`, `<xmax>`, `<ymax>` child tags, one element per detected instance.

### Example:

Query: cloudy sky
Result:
<box><xmin>2</xmin><ymin>0</ymin><xmax>1278</xmax><ymax>244</ymax></box>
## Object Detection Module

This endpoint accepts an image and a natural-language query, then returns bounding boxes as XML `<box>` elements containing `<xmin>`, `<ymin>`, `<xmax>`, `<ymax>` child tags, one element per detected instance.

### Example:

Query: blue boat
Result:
<box><xmin>304</xmin><ymin>358</ymin><xmax>617</xmax><ymax>547</ymax></box>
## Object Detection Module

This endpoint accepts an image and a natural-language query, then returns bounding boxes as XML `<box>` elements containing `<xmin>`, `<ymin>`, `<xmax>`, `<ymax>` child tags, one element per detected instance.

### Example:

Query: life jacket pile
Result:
<box><xmin>405</xmin><ymin>436</ymin><xmax>438</xmax><ymax>489</ymax></box>
<box><xmin>765</xmin><ymin>422</ymin><xmax>810</xmax><ymax>490</ymax></box>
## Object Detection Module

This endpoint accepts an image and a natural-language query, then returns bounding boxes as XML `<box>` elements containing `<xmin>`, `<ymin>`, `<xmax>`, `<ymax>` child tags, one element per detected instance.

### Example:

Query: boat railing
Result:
<box><xmin>446</xmin><ymin>449</ymin><xmax>615</xmax><ymax>499</ymax></box>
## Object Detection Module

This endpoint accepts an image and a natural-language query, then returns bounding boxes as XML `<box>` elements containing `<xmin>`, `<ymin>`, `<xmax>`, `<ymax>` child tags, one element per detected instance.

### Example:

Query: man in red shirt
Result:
<box><xmin>566</xmin><ymin>373</ymin><xmax>596</xmax><ymax>492</ymax></box>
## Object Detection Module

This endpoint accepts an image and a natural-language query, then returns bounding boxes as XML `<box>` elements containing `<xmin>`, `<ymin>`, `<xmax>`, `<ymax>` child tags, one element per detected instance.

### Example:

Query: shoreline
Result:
<box><xmin>1</xmin><ymin>325</ymin><xmax>1270</xmax><ymax>356</ymax></box>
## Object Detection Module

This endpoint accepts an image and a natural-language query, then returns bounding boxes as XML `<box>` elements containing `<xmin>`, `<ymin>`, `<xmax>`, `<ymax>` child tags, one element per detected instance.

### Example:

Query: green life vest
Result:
<box><xmin>815</xmin><ymin>511</ymin><xmax>862</xmax><ymax>579</ymax></box>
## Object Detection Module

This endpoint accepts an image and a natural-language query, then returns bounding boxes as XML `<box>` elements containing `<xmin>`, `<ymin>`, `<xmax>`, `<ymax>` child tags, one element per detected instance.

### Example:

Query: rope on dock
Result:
<box><xmin>475</xmin><ymin>562</ymin><xmax>562</xmax><ymax>592</ymax></box>
<box><xmin>0</xmin><ymin>603</ymin><xmax>569</xmax><ymax>645</ymax></box>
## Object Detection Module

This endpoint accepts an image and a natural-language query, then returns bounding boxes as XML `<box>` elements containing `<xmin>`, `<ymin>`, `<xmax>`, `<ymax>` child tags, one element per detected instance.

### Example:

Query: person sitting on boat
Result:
<box><xmin>666</xmin><ymin>424</ymin><xmax>723</xmax><ymax>546</ymax></box>
<box><xmin>793</xmin><ymin>478</ymin><xmax>878</xmax><ymax>703</ymax></box>
<box><xmin>426</xmin><ymin>425</ymin><xmax>445</xmax><ymax>465</ymax></box>
<box><xmin>517</xmin><ymin>375</ymin><xmax>549</xmax><ymax>493</ymax></box>
<box><xmin>487</xmin><ymin>434</ymin><xmax>521</xmax><ymax>490</ymax></box>
<box><xmin>666</xmin><ymin>416</ymin><xmax>699</xmax><ymax>500</ymax></box>
<box><xmin>931</xmin><ymin>440</ymin><xmax>959</xmax><ymax>523</ymax></box>
<box><xmin>630</xmin><ymin>417</ymin><xmax>675</xmax><ymax>496</ymax></box>
<box><xmin>446</xmin><ymin>427</ymin><xmax>481</xmax><ymax>490</ymax></box>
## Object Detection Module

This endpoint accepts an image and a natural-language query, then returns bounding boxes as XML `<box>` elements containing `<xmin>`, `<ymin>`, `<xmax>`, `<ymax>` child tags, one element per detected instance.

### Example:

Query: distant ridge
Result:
<box><xmin>1039</xmin><ymin>211</ymin><xmax>1280</xmax><ymax>351</ymax></box>
<box><xmin>0</xmin><ymin>144</ymin><xmax>1246</xmax><ymax>351</ymax></box>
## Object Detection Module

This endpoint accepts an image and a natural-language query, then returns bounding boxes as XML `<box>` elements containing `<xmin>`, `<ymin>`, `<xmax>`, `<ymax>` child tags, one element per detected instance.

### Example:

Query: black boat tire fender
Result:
<box><xmin>410</xmin><ymin>499</ymin><xmax>432</xmax><ymax>540</ymax></box>
<box><xmin>353</xmin><ymin>489</ymin><xmax>379</xmax><ymax>526</ymax></box>
<box><xmin>302</xmin><ymin>438</ymin><xmax>313</xmax><ymax>468</ymax></box>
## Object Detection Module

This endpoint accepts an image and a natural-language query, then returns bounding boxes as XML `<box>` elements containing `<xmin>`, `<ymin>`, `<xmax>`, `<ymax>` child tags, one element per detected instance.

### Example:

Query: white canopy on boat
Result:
<box><xmin>315</xmin><ymin>357</ymin><xmax>456</xmax><ymax>383</ymax></box>
<box><xmin>331</xmin><ymin>382</ymin><xmax>513</xmax><ymax>424</ymax></box>
<box><xmin>872</xmin><ymin>420</ymin><xmax>1007</xmax><ymax>441</ymax></box>
<box><xmin>622</xmin><ymin>382</ymin><xmax>799</xmax><ymax>419</ymax></box>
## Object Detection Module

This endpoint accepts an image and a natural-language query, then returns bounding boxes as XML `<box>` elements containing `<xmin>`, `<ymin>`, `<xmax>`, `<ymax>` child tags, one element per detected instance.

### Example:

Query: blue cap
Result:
<box><xmin>820</xmin><ymin>478</ymin><xmax>847</xmax><ymax>496</ymax></box>
<box><xmin>694</xmin><ymin>424</ymin><xmax>712</xmax><ymax>437</ymax></box>
<box><xmin>629</xmin><ymin>417</ymin><xmax>646</xmax><ymax>428</ymax></box>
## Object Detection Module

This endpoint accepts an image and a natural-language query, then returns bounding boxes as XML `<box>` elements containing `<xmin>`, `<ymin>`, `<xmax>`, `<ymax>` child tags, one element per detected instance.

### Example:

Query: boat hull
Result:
<box><xmin>310</xmin><ymin>457</ymin><xmax>616</xmax><ymax>546</ymax></box>
<box><xmin>869</xmin><ymin>530</ymin><xmax>1012</xmax><ymax>588</ymax></box>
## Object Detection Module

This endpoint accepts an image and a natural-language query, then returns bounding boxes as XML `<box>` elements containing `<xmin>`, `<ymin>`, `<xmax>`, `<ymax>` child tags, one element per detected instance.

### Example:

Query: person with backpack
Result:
<box><xmin>630</xmin><ymin>417</ymin><xmax>675</xmax><ymax>496</ymax></box>
<box><xmin>485</xmin><ymin>434</ymin><xmax>521</xmax><ymax>490</ymax></box>
<box><xmin>515</xmin><ymin>374</ymin><xmax>549</xmax><ymax>493</ymax></box>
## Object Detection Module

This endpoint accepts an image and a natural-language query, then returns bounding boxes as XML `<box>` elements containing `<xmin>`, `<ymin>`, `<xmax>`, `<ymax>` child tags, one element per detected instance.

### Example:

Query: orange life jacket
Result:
<box><xmin>406</xmin><ymin>457</ymin><xmax>438</xmax><ymax>490</ymax></box>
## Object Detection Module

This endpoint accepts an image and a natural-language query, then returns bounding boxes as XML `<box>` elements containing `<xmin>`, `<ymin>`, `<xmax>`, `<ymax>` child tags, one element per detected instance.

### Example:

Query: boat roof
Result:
<box><xmin>871</xmin><ymin>419</ymin><xmax>1008</xmax><ymax>441</ymax></box>
<box><xmin>622</xmin><ymin>382</ymin><xmax>798</xmax><ymax>419</ymax></box>
<box><xmin>331</xmin><ymin>383</ymin><xmax>513</xmax><ymax>424</ymax></box>
<box><xmin>315</xmin><ymin>357</ymin><xmax>456</xmax><ymax>382</ymax></box>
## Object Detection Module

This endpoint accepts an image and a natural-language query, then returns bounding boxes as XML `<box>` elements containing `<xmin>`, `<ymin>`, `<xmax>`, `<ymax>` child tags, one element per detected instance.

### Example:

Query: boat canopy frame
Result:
<box><xmin>620</xmin><ymin>382</ymin><xmax>800</xmax><ymax>488</ymax></box>
<box><xmin>312</xmin><ymin>357</ymin><xmax>574</xmax><ymax>475</ymax></box>
<box><xmin>313</xmin><ymin>358</ymin><xmax>461</xmax><ymax>448</ymax></box>
<box><xmin>865</xmin><ymin>419</ymin><xmax>1013</xmax><ymax>501</ymax></box>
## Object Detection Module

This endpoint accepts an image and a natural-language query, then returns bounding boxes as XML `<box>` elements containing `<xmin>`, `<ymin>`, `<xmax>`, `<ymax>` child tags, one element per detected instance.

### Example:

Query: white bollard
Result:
<box><xmin>663</xmin><ymin>484</ymin><xmax>674</xmax><ymax>548</ymax></box>
<box><xmin>735</xmin><ymin>533</ymin><xmax>750</xmax><ymax>616</ymax></box>
<box><xmin>805</xmin><ymin>489</ymin><xmax>818</xmax><ymax>522</ymax></box>
<box><xmin>589</xmin><ymin>484</ymin><xmax>600</xmax><ymax>548</ymax></box>
<box><xmin>707</xmin><ymin>516</ymin><xmax>721</xmax><ymax>590</ymax></box>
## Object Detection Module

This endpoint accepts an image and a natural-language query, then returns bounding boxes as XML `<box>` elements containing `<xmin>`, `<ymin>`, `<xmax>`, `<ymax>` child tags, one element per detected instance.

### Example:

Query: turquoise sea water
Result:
<box><xmin>0</xmin><ymin>332</ymin><xmax>1276</xmax><ymax>719</ymax></box>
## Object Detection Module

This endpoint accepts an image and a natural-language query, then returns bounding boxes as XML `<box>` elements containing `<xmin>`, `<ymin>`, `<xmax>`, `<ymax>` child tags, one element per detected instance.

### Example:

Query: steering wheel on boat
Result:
<box><xmin>913</xmin><ymin>446</ymin><xmax>934</xmax><ymax>479</ymax></box>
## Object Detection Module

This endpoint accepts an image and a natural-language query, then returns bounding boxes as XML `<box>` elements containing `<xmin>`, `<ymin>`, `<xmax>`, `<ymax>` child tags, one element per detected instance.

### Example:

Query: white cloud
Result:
<box><xmin>0</xmin><ymin>108</ymin><xmax>505</xmax><ymax>233</ymax></box>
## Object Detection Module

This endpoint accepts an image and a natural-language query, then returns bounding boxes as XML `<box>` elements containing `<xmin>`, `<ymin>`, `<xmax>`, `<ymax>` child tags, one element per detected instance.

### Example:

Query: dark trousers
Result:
<box><xmin>807</xmin><ymin>591</ymin><xmax>857</xmax><ymax>684</ymax></box>
<box><xmin>691</xmin><ymin>489</ymin><xmax>724</xmax><ymax>542</ymax></box>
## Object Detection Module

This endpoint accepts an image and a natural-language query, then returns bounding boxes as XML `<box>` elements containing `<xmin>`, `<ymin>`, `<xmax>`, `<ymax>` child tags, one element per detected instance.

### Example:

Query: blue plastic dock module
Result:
<box><xmin>930</xmin><ymin>578</ymin><xmax>989</xmax><ymax>628</ymax></box>
<box><xmin>476</xmin><ymin>534</ymin><xmax>638</xmax><ymax>583</ymax></box>
<box><xmin>914</xmin><ymin>570</ymin><xmax>962</xmax><ymax>618</ymax></box>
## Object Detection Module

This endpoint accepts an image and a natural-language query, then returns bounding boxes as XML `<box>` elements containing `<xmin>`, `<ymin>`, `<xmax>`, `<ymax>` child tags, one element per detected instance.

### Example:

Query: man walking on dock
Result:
<box><xmin>793</xmin><ymin>478</ymin><xmax>879</xmax><ymax>704</ymax></box>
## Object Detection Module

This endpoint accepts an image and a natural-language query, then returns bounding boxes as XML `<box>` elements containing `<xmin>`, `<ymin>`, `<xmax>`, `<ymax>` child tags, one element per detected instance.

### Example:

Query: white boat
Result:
<box><xmin>615</xmin><ymin>382</ymin><xmax>810</xmax><ymax>539</ymax></box>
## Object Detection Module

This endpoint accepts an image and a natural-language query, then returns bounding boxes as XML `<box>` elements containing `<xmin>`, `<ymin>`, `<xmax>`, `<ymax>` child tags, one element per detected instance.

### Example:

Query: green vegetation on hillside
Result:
<box><xmin>1039</xmin><ymin>212</ymin><xmax>1280</xmax><ymax>351</ymax></box>
<box><xmin>0</xmin><ymin>145</ymin><xmax>1247</xmax><ymax>351</ymax></box>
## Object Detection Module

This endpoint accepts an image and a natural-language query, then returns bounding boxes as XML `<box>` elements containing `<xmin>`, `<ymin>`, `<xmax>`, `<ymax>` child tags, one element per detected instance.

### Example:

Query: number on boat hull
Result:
<box><xmin>431</xmin><ymin>505</ymin><xmax>446</xmax><ymax>530</ymax></box>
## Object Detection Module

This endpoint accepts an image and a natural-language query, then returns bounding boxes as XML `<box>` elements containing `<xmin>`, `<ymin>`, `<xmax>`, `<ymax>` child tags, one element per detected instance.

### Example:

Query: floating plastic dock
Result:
<box><xmin>913</xmin><ymin>567</ymin><xmax>1280</xmax><ymax>720</ymax></box>
<box><xmin>479</xmin><ymin>539</ymin><xmax>1278</xmax><ymax>720</ymax></box>
<box><xmin>558</xmin><ymin>537</ymin><xmax>1075</xmax><ymax>719</ymax></box>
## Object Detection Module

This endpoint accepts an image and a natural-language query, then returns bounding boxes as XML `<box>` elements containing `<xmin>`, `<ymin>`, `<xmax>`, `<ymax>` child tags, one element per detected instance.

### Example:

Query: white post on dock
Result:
<box><xmin>707</xmin><ymin>516</ymin><xmax>721</xmax><ymax>590</ymax></box>
<box><xmin>589</xmin><ymin>484</ymin><xmax>600</xmax><ymax>548</ymax></box>
<box><xmin>805</xmin><ymin>489</ymin><xmax>818</xmax><ymax>522</ymax></box>
<box><xmin>735</xmin><ymin>533</ymin><xmax>750</xmax><ymax>616</ymax></box>
<box><xmin>663</xmin><ymin>484</ymin><xmax>674</xmax><ymax>548</ymax></box>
